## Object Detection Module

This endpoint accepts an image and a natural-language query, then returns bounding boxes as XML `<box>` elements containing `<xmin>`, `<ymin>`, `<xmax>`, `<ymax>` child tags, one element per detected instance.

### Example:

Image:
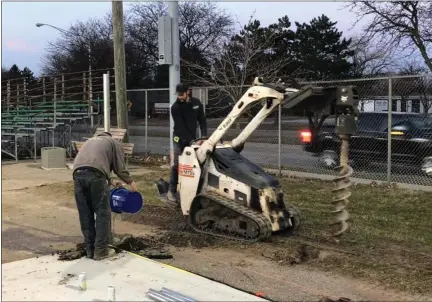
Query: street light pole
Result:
<box><xmin>36</xmin><ymin>22</ymin><xmax>93</xmax><ymax>126</ymax></box>
<box><xmin>35</xmin><ymin>22</ymin><xmax>92</xmax><ymax>77</ymax></box>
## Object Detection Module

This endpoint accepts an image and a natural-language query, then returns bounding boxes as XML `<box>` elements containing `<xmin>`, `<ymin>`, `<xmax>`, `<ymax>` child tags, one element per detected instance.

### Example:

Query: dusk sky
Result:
<box><xmin>1</xmin><ymin>1</ymin><xmax>367</xmax><ymax>76</ymax></box>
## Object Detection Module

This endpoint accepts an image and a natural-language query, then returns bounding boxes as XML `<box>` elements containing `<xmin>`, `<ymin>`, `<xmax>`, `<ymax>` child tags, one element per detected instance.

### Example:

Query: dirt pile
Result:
<box><xmin>261</xmin><ymin>244</ymin><xmax>321</xmax><ymax>265</ymax></box>
<box><xmin>113</xmin><ymin>234</ymin><xmax>172</xmax><ymax>259</ymax></box>
<box><xmin>56</xmin><ymin>234</ymin><xmax>173</xmax><ymax>261</ymax></box>
<box><xmin>124</xmin><ymin>205</ymin><xmax>185</xmax><ymax>229</ymax></box>
<box><xmin>57</xmin><ymin>243</ymin><xmax>87</xmax><ymax>260</ymax></box>
<box><xmin>123</xmin><ymin>205</ymin><xmax>234</xmax><ymax>248</ymax></box>
<box><xmin>158</xmin><ymin>230</ymin><xmax>221</xmax><ymax>248</ymax></box>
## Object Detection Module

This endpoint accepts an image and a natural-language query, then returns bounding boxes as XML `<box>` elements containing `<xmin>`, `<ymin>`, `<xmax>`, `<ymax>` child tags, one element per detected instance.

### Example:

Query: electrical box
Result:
<box><xmin>158</xmin><ymin>15</ymin><xmax>173</xmax><ymax>65</ymax></box>
<box><xmin>41</xmin><ymin>147</ymin><xmax>66</xmax><ymax>169</ymax></box>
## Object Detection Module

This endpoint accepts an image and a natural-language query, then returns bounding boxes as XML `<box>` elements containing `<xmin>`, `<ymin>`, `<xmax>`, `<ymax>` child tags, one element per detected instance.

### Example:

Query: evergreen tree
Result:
<box><xmin>291</xmin><ymin>14</ymin><xmax>354</xmax><ymax>81</ymax></box>
<box><xmin>267</xmin><ymin>15</ymin><xmax>297</xmax><ymax>76</ymax></box>
<box><xmin>21</xmin><ymin>67</ymin><xmax>35</xmax><ymax>82</ymax></box>
<box><xmin>8</xmin><ymin>64</ymin><xmax>22</xmax><ymax>79</ymax></box>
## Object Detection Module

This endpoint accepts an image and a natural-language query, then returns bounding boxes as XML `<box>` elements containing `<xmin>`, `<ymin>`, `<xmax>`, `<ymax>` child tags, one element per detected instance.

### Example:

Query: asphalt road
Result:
<box><xmin>130</xmin><ymin>136</ymin><xmax>309</xmax><ymax>168</ymax></box>
<box><xmin>4</xmin><ymin>123</ymin><xmax>429</xmax><ymax>186</ymax></box>
<box><xmin>129</xmin><ymin>125</ymin><xmax>300</xmax><ymax>145</ymax></box>
<box><xmin>130</xmin><ymin>136</ymin><xmax>432</xmax><ymax>187</ymax></box>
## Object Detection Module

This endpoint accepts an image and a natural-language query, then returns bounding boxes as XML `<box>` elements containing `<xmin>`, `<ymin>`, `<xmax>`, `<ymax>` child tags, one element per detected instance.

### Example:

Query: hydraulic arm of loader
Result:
<box><xmin>195</xmin><ymin>77</ymin><xmax>285</xmax><ymax>164</ymax></box>
<box><xmin>197</xmin><ymin>76</ymin><xmax>359</xmax><ymax>165</ymax></box>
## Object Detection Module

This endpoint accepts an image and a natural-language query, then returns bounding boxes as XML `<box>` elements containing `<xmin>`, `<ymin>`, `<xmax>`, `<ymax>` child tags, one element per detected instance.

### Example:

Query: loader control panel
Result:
<box><xmin>334</xmin><ymin>86</ymin><xmax>359</xmax><ymax>137</ymax></box>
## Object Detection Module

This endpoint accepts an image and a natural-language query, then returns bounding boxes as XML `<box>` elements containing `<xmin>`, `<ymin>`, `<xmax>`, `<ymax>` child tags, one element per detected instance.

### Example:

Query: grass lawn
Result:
<box><xmin>279</xmin><ymin>176</ymin><xmax>431</xmax><ymax>294</ymax></box>
<box><xmin>126</xmin><ymin>165</ymin><xmax>432</xmax><ymax>295</ymax></box>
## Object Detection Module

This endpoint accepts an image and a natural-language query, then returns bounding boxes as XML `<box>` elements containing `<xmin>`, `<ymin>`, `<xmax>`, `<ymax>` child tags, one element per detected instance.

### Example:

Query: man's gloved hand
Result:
<box><xmin>174</xmin><ymin>136</ymin><xmax>190</xmax><ymax>149</ymax></box>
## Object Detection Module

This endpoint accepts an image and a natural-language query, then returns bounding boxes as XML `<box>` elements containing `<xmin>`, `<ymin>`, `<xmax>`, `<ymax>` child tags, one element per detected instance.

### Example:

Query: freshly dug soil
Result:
<box><xmin>123</xmin><ymin>204</ymin><xmax>323</xmax><ymax>265</ymax></box>
<box><xmin>57</xmin><ymin>243</ymin><xmax>86</xmax><ymax>261</ymax></box>
<box><xmin>56</xmin><ymin>234</ymin><xmax>173</xmax><ymax>261</ymax></box>
<box><xmin>124</xmin><ymin>205</ymin><xmax>228</xmax><ymax>248</ymax></box>
<box><xmin>113</xmin><ymin>234</ymin><xmax>172</xmax><ymax>259</ymax></box>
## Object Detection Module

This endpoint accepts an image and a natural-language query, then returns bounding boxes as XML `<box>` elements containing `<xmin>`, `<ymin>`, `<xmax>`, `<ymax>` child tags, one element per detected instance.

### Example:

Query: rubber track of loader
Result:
<box><xmin>188</xmin><ymin>191</ymin><xmax>273</xmax><ymax>242</ymax></box>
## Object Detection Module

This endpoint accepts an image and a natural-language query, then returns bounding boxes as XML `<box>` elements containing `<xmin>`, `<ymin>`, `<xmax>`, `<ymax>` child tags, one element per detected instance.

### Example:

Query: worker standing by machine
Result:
<box><xmin>73</xmin><ymin>132</ymin><xmax>138</xmax><ymax>260</ymax></box>
<box><xmin>167</xmin><ymin>83</ymin><xmax>207</xmax><ymax>205</ymax></box>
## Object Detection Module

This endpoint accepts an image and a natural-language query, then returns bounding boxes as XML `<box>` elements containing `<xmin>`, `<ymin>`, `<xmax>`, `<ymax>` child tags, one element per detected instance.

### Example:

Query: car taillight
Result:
<box><xmin>300</xmin><ymin>131</ymin><xmax>312</xmax><ymax>143</ymax></box>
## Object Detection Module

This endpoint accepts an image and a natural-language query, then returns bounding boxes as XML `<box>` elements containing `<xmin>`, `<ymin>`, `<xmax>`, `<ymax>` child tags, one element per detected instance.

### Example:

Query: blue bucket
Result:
<box><xmin>110</xmin><ymin>188</ymin><xmax>143</xmax><ymax>214</ymax></box>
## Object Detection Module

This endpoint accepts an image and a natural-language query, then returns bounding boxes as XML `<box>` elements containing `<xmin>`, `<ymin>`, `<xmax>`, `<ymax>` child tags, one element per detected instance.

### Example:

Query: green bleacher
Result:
<box><xmin>2</xmin><ymin>68</ymin><xmax>113</xmax><ymax>161</ymax></box>
<box><xmin>1</xmin><ymin>98</ymin><xmax>104</xmax><ymax>161</ymax></box>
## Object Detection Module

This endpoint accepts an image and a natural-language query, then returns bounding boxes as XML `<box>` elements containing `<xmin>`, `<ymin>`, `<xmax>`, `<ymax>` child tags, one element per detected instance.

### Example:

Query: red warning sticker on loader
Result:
<box><xmin>178</xmin><ymin>164</ymin><xmax>195</xmax><ymax>178</ymax></box>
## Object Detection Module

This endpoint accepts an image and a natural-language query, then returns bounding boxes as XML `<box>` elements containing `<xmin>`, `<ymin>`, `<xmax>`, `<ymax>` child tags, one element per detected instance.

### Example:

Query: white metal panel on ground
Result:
<box><xmin>2</xmin><ymin>252</ymin><xmax>267</xmax><ymax>301</ymax></box>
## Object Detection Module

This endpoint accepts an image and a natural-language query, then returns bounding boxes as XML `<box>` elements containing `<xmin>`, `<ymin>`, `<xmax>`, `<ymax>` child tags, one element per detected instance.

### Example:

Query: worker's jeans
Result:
<box><xmin>73</xmin><ymin>168</ymin><xmax>111</xmax><ymax>258</ymax></box>
<box><xmin>169</xmin><ymin>142</ymin><xmax>183</xmax><ymax>194</ymax></box>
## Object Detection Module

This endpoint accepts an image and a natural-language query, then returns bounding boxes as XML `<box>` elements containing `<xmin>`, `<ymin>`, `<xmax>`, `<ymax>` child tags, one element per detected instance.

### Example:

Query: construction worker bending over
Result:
<box><xmin>167</xmin><ymin>83</ymin><xmax>207</xmax><ymax>205</ymax></box>
<box><xmin>72</xmin><ymin>132</ymin><xmax>138</xmax><ymax>260</ymax></box>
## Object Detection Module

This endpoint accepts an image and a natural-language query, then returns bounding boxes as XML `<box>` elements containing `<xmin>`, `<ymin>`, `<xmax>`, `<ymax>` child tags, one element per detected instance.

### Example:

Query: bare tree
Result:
<box><xmin>182</xmin><ymin>17</ymin><xmax>295</xmax><ymax>113</ymax></box>
<box><xmin>347</xmin><ymin>1</ymin><xmax>432</xmax><ymax>72</ymax></box>
<box><xmin>349</xmin><ymin>35</ymin><xmax>395</xmax><ymax>77</ymax></box>
<box><xmin>394</xmin><ymin>60</ymin><xmax>432</xmax><ymax>115</ymax></box>
<box><xmin>126</xmin><ymin>1</ymin><xmax>234</xmax><ymax>65</ymax></box>
<box><xmin>347</xmin><ymin>35</ymin><xmax>395</xmax><ymax>111</ymax></box>
<box><xmin>42</xmin><ymin>15</ymin><xmax>114</xmax><ymax>75</ymax></box>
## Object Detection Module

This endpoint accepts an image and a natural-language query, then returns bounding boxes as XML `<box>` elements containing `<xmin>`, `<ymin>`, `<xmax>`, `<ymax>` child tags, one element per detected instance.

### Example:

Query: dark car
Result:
<box><xmin>300</xmin><ymin>112</ymin><xmax>432</xmax><ymax>176</ymax></box>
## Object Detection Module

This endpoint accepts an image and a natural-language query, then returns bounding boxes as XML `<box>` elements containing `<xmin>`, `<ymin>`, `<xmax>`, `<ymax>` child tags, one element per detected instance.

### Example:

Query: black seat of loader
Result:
<box><xmin>211</xmin><ymin>148</ymin><xmax>280</xmax><ymax>189</ymax></box>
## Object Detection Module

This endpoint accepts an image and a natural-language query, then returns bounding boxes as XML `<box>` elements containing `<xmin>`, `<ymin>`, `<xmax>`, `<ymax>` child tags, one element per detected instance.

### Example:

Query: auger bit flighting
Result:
<box><xmin>331</xmin><ymin>88</ymin><xmax>359</xmax><ymax>242</ymax></box>
<box><xmin>332</xmin><ymin>135</ymin><xmax>353</xmax><ymax>242</ymax></box>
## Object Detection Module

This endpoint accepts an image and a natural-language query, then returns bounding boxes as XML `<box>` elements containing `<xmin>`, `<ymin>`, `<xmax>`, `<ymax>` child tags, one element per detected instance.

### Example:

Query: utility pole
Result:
<box><xmin>168</xmin><ymin>1</ymin><xmax>180</xmax><ymax>163</ymax></box>
<box><xmin>158</xmin><ymin>1</ymin><xmax>180</xmax><ymax>165</ymax></box>
<box><xmin>112</xmin><ymin>0</ymin><xmax>128</xmax><ymax>141</ymax></box>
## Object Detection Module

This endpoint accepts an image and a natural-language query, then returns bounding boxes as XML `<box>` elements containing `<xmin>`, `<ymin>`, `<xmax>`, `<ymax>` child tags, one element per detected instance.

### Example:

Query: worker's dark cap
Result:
<box><xmin>175</xmin><ymin>83</ymin><xmax>189</xmax><ymax>94</ymax></box>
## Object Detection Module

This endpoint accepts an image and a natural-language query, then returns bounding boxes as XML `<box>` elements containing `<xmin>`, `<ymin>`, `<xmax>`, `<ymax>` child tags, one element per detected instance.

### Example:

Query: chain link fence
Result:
<box><xmin>120</xmin><ymin>74</ymin><xmax>431</xmax><ymax>187</ymax></box>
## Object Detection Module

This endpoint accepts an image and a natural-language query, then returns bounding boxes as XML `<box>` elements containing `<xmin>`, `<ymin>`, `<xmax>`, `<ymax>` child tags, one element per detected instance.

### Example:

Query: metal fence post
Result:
<box><xmin>53</xmin><ymin>78</ymin><xmax>57</xmax><ymax>147</ymax></box>
<box><xmin>16</xmin><ymin>84</ymin><xmax>20</xmax><ymax>111</ymax></box>
<box><xmin>278</xmin><ymin>103</ymin><xmax>282</xmax><ymax>177</ymax></box>
<box><xmin>6</xmin><ymin>80</ymin><xmax>10</xmax><ymax>113</ymax></box>
<box><xmin>82</xmin><ymin>72</ymin><xmax>87</xmax><ymax>103</ymax></box>
<box><xmin>61</xmin><ymin>74</ymin><xmax>65</xmax><ymax>102</ymax></box>
<box><xmin>42</xmin><ymin>77</ymin><xmax>46</xmax><ymax>103</ymax></box>
<box><xmin>145</xmin><ymin>90</ymin><xmax>148</xmax><ymax>155</ymax></box>
<box><xmin>88</xmin><ymin>70</ymin><xmax>94</xmax><ymax>129</ymax></box>
<box><xmin>23</xmin><ymin>78</ymin><xmax>28</xmax><ymax>107</ymax></box>
<box><xmin>103</xmin><ymin>73</ymin><xmax>110</xmax><ymax>132</ymax></box>
<box><xmin>387</xmin><ymin>77</ymin><xmax>393</xmax><ymax>183</ymax></box>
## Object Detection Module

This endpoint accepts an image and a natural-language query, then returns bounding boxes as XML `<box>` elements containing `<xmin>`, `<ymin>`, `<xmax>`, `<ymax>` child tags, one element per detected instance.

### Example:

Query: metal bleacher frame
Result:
<box><xmin>1</xmin><ymin>69</ymin><xmax>115</xmax><ymax>162</ymax></box>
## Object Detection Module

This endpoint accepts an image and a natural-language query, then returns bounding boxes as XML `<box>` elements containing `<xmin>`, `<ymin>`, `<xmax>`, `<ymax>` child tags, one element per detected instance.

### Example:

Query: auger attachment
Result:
<box><xmin>330</xmin><ymin>87</ymin><xmax>359</xmax><ymax>242</ymax></box>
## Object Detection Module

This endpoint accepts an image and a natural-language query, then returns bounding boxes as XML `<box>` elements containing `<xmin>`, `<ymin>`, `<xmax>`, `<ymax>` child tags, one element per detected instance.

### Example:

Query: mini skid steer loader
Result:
<box><xmin>156</xmin><ymin>77</ymin><xmax>359</xmax><ymax>242</ymax></box>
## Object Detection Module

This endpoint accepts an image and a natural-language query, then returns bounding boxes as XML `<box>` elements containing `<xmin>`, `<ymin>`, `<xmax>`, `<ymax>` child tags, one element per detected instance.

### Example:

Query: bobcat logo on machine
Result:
<box><xmin>178</xmin><ymin>164</ymin><xmax>195</xmax><ymax>178</ymax></box>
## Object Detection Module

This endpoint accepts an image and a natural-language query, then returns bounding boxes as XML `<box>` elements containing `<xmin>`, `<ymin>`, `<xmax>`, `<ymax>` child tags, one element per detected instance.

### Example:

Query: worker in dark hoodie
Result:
<box><xmin>167</xmin><ymin>83</ymin><xmax>207</xmax><ymax>205</ymax></box>
<box><xmin>72</xmin><ymin>132</ymin><xmax>137</xmax><ymax>260</ymax></box>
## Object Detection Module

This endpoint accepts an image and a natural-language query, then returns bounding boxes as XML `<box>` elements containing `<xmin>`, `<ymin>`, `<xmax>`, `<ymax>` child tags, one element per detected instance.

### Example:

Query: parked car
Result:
<box><xmin>300</xmin><ymin>112</ymin><xmax>432</xmax><ymax>176</ymax></box>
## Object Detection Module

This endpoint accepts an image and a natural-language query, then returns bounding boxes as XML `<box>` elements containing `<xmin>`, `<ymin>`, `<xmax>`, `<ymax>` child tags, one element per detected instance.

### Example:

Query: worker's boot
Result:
<box><xmin>110</xmin><ymin>232</ymin><xmax>122</xmax><ymax>246</ymax></box>
<box><xmin>94</xmin><ymin>248</ymin><xmax>117</xmax><ymax>261</ymax></box>
<box><xmin>166</xmin><ymin>191</ymin><xmax>179</xmax><ymax>209</ymax></box>
<box><xmin>85</xmin><ymin>248</ymin><xmax>94</xmax><ymax>259</ymax></box>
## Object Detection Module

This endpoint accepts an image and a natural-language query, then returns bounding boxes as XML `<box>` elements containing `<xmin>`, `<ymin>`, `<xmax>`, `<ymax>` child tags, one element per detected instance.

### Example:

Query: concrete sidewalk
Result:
<box><xmin>2</xmin><ymin>252</ymin><xmax>267</xmax><ymax>301</ymax></box>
